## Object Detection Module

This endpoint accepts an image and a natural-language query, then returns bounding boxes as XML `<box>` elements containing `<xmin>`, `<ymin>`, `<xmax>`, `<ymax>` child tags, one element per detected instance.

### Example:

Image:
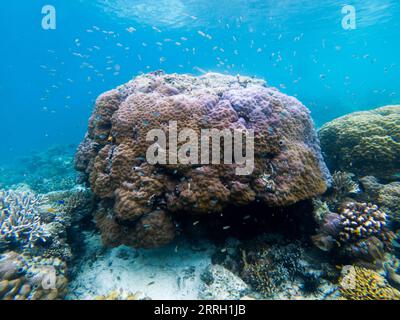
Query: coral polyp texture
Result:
<box><xmin>76</xmin><ymin>72</ymin><xmax>330</xmax><ymax>248</ymax></box>
<box><xmin>319</xmin><ymin>105</ymin><xmax>400</xmax><ymax>180</ymax></box>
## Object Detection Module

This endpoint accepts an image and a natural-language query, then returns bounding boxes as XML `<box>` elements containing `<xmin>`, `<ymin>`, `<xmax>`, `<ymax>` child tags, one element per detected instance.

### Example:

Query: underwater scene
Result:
<box><xmin>1</xmin><ymin>0</ymin><xmax>400</xmax><ymax>302</ymax></box>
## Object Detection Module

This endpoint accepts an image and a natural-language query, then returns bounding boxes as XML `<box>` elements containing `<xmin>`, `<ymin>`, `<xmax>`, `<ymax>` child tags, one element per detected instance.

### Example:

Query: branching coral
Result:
<box><xmin>0</xmin><ymin>190</ymin><xmax>50</xmax><ymax>249</ymax></box>
<box><xmin>313</xmin><ymin>202</ymin><xmax>391</xmax><ymax>247</ymax></box>
<box><xmin>327</xmin><ymin>171</ymin><xmax>359</xmax><ymax>208</ymax></box>
<box><xmin>240</xmin><ymin>243</ymin><xmax>304</xmax><ymax>297</ymax></box>
<box><xmin>337</xmin><ymin>202</ymin><xmax>388</xmax><ymax>243</ymax></box>
<box><xmin>313</xmin><ymin>202</ymin><xmax>394</xmax><ymax>267</ymax></box>
<box><xmin>339</xmin><ymin>266</ymin><xmax>400</xmax><ymax>300</ymax></box>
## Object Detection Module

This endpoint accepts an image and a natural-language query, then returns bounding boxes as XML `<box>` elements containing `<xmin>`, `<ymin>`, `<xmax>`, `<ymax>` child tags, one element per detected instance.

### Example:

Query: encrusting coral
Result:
<box><xmin>339</xmin><ymin>266</ymin><xmax>400</xmax><ymax>300</ymax></box>
<box><xmin>76</xmin><ymin>72</ymin><xmax>331</xmax><ymax>249</ymax></box>
<box><xmin>319</xmin><ymin>105</ymin><xmax>400</xmax><ymax>180</ymax></box>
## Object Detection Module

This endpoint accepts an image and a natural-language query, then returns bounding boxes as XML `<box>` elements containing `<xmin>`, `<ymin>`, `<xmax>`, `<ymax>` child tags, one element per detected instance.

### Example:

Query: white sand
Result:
<box><xmin>67</xmin><ymin>232</ymin><xmax>216</xmax><ymax>300</ymax></box>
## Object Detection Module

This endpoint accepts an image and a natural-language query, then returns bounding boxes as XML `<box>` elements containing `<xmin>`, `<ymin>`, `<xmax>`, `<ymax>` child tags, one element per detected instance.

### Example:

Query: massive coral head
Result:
<box><xmin>75</xmin><ymin>72</ymin><xmax>331</xmax><ymax>249</ymax></box>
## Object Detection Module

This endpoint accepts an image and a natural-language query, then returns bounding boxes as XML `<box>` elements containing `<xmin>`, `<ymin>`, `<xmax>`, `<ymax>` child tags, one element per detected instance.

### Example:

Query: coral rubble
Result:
<box><xmin>76</xmin><ymin>72</ymin><xmax>330</xmax><ymax>249</ymax></box>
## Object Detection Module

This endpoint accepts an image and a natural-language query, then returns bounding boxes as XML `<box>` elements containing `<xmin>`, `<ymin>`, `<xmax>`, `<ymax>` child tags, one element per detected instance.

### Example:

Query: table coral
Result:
<box><xmin>76</xmin><ymin>72</ymin><xmax>331</xmax><ymax>248</ymax></box>
<box><xmin>319</xmin><ymin>105</ymin><xmax>400</xmax><ymax>180</ymax></box>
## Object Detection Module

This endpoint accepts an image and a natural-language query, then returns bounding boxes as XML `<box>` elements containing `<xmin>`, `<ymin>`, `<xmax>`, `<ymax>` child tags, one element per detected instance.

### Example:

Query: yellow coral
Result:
<box><xmin>339</xmin><ymin>266</ymin><xmax>400</xmax><ymax>300</ymax></box>
<box><xmin>94</xmin><ymin>290</ymin><xmax>144</xmax><ymax>300</ymax></box>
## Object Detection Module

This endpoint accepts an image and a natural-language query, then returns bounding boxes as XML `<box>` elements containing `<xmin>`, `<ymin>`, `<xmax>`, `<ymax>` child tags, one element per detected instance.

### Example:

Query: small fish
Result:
<box><xmin>223</xmin><ymin>226</ymin><xmax>231</xmax><ymax>230</ymax></box>
<box><xmin>147</xmin><ymin>281</ymin><xmax>155</xmax><ymax>286</ymax></box>
<box><xmin>193</xmin><ymin>221</ymin><xmax>200</xmax><ymax>226</ymax></box>
<box><xmin>56</xmin><ymin>200</ymin><xmax>65</xmax><ymax>205</ymax></box>
<box><xmin>47</xmin><ymin>208</ymin><xmax>57</xmax><ymax>213</ymax></box>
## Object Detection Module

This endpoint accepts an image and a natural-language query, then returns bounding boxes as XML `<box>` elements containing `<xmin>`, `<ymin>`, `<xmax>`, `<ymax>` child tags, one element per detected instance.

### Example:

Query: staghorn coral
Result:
<box><xmin>319</xmin><ymin>105</ymin><xmax>400</xmax><ymax>180</ymax></box>
<box><xmin>76</xmin><ymin>72</ymin><xmax>330</xmax><ymax>248</ymax></box>
<box><xmin>0</xmin><ymin>190</ymin><xmax>50</xmax><ymax>249</ymax></box>
<box><xmin>339</xmin><ymin>266</ymin><xmax>400</xmax><ymax>300</ymax></box>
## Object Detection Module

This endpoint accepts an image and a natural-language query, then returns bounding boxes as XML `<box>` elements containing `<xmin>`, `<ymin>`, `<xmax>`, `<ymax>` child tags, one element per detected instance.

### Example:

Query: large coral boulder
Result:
<box><xmin>75</xmin><ymin>72</ymin><xmax>330</xmax><ymax>248</ymax></box>
<box><xmin>319</xmin><ymin>105</ymin><xmax>400</xmax><ymax>180</ymax></box>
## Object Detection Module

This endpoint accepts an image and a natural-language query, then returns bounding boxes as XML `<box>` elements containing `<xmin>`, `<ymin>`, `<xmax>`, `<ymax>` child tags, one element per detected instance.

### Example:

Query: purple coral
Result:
<box><xmin>76</xmin><ymin>72</ymin><xmax>331</xmax><ymax>248</ymax></box>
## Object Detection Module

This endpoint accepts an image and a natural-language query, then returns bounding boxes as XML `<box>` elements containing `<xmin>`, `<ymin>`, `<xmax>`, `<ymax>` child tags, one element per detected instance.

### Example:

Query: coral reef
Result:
<box><xmin>0</xmin><ymin>251</ymin><xmax>68</xmax><ymax>300</ymax></box>
<box><xmin>240</xmin><ymin>241</ymin><xmax>304</xmax><ymax>297</ymax></box>
<box><xmin>199</xmin><ymin>264</ymin><xmax>250</xmax><ymax>300</ymax></box>
<box><xmin>212</xmin><ymin>235</ymin><xmax>339</xmax><ymax>299</ymax></box>
<box><xmin>359</xmin><ymin>176</ymin><xmax>400</xmax><ymax>226</ymax></box>
<box><xmin>313</xmin><ymin>201</ymin><xmax>394</xmax><ymax>268</ymax></box>
<box><xmin>94</xmin><ymin>290</ymin><xmax>150</xmax><ymax>300</ymax></box>
<box><xmin>0</xmin><ymin>185</ymin><xmax>93</xmax><ymax>300</ymax></box>
<box><xmin>0</xmin><ymin>189</ymin><xmax>50</xmax><ymax>249</ymax></box>
<box><xmin>0</xmin><ymin>145</ymin><xmax>77</xmax><ymax>194</ymax></box>
<box><xmin>76</xmin><ymin>72</ymin><xmax>330</xmax><ymax>248</ymax></box>
<box><xmin>319</xmin><ymin>105</ymin><xmax>400</xmax><ymax>180</ymax></box>
<box><xmin>339</xmin><ymin>266</ymin><xmax>400</xmax><ymax>300</ymax></box>
<box><xmin>337</xmin><ymin>202</ymin><xmax>388</xmax><ymax>243</ymax></box>
<box><xmin>325</xmin><ymin>171</ymin><xmax>359</xmax><ymax>210</ymax></box>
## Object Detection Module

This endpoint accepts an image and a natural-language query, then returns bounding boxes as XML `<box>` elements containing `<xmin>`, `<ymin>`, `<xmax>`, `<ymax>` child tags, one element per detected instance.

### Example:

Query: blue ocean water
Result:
<box><xmin>1</xmin><ymin>0</ymin><xmax>399</xmax><ymax>163</ymax></box>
